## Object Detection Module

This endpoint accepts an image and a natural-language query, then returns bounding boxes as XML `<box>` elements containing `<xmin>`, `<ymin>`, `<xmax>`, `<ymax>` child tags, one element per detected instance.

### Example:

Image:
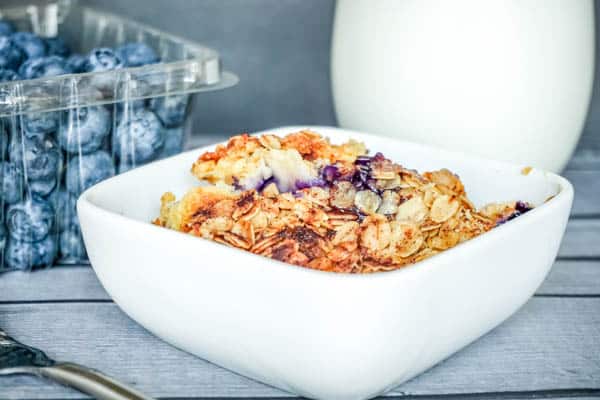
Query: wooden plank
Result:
<box><xmin>1</xmin><ymin>260</ymin><xmax>599</xmax><ymax>302</ymax></box>
<box><xmin>567</xmin><ymin>148</ymin><xmax>600</xmax><ymax>171</ymax></box>
<box><xmin>537</xmin><ymin>260</ymin><xmax>600</xmax><ymax>295</ymax></box>
<box><xmin>399</xmin><ymin>397</ymin><xmax>600</xmax><ymax>400</ymax></box>
<box><xmin>0</xmin><ymin>266</ymin><xmax>106</xmax><ymax>302</ymax></box>
<box><xmin>559</xmin><ymin>219</ymin><xmax>600</xmax><ymax>258</ymax></box>
<box><xmin>575</xmin><ymin>128</ymin><xmax>600</xmax><ymax>157</ymax></box>
<box><xmin>0</xmin><ymin>298</ymin><xmax>598</xmax><ymax>398</ymax></box>
<box><xmin>391</xmin><ymin>395</ymin><xmax>600</xmax><ymax>400</ymax></box>
<box><xmin>563</xmin><ymin>170</ymin><xmax>600</xmax><ymax>217</ymax></box>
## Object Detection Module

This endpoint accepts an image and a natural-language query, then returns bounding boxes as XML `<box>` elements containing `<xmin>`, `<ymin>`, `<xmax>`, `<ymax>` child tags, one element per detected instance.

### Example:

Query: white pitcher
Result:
<box><xmin>332</xmin><ymin>0</ymin><xmax>595</xmax><ymax>172</ymax></box>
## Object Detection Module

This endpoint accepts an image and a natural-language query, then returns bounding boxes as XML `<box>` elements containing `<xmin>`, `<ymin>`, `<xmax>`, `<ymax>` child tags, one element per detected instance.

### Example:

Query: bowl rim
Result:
<box><xmin>78</xmin><ymin>125</ymin><xmax>574</xmax><ymax>283</ymax></box>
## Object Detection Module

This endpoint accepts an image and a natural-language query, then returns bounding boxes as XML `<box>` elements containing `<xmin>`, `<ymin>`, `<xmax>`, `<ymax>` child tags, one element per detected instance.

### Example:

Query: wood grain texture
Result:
<box><xmin>559</xmin><ymin>219</ymin><xmax>600</xmax><ymax>258</ymax></box>
<box><xmin>567</xmin><ymin>148</ymin><xmax>600</xmax><ymax>170</ymax></box>
<box><xmin>1</xmin><ymin>259</ymin><xmax>599</xmax><ymax>303</ymax></box>
<box><xmin>537</xmin><ymin>260</ymin><xmax>600</xmax><ymax>295</ymax></box>
<box><xmin>1</xmin><ymin>298</ymin><xmax>599</xmax><ymax>398</ymax></box>
<box><xmin>563</xmin><ymin>170</ymin><xmax>600</xmax><ymax>216</ymax></box>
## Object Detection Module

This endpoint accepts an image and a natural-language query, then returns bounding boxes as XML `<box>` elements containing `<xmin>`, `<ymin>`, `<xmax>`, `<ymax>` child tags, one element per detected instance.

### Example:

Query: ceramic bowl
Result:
<box><xmin>78</xmin><ymin>126</ymin><xmax>573</xmax><ymax>400</ymax></box>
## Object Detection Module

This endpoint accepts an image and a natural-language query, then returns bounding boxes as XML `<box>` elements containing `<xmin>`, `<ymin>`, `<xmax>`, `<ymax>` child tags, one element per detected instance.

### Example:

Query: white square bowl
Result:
<box><xmin>78</xmin><ymin>126</ymin><xmax>573</xmax><ymax>400</ymax></box>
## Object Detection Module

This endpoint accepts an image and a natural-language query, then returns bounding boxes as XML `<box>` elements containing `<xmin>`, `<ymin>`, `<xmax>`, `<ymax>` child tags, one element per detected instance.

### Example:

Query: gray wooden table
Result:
<box><xmin>1</xmin><ymin>134</ymin><xmax>599</xmax><ymax>400</ymax></box>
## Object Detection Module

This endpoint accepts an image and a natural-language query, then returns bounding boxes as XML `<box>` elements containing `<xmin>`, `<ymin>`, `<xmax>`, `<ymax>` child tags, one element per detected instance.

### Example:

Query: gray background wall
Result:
<box><xmin>83</xmin><ymin>0</ymin><xmax>599</xmax><ymax>154</ymax></box>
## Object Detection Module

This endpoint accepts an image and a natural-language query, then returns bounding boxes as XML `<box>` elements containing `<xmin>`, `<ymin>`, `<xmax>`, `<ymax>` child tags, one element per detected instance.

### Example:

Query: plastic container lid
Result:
<box><xmin>0</xmin><ymin>1</ymin><xmax>238</xmax><ymax>117</ymax></box>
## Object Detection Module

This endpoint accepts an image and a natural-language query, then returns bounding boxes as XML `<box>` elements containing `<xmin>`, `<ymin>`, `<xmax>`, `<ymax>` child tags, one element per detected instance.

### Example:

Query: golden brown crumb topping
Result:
<box><xmin>155</xmin><ymin>131</ymin><xmax>532</xmax><ymax>273</ymax></box>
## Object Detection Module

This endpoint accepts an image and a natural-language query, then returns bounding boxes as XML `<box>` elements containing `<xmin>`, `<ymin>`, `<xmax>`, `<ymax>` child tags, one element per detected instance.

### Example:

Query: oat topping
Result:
<box><xmin>155</xmin><ymin>131</ymin><xmax>533</xmax><ymax>273</ymax></box>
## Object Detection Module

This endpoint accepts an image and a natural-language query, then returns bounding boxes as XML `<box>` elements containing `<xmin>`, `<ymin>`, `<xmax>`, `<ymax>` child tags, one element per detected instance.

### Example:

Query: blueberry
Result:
<box><xmin>48</xmin><ymin>188</ymin><xmax>77</xmax><ymax>232</ymax></box>
<box><xmin>322</xmin><ymin>165</ymin><xmax>341</xmax><ymax>183</ymax></box>
<box><xmin>15</xmin><ymin>87</ymin><xmax>59</xmax><ymax>136</ymax></box>
<box><xmin>65</xmin><ymin>53</ymin><xmax>87</xmax><ymax>73</ymax></box>
<box><xmin>0</xmin><ymin>20</ymin><xmax>15</xmax><ymax>37</ymax></box>
<box><xmin>295</xmin><ymin>178</ymin><xmax>326</xmax><ymax>191</ymax></box>
<box><xmin>85</xmin><ymin>48</ymin><xmax>124</xmax><ymax>90</ymax></box>
<box><xmin>0</xmin><ymin>224</ymin><xmax>6</xmax><ymax>268</ymax></box>
<box><xmin>515</xmin><ymin>201</ymin><xmax>532</xmax><ymax>214</ymax></box>
<box><xmin>9</xmin><ymin>135</ymin><xmax>62</xmax><ymax>180</ymax></box>
<box><xmin>0</xmin><ymin>36</ymin><xmax>23</xmax><ymax>70</ymax></box>
<box><xmin>18</xmin><ymin>55</ymin><xmax>72</xmax><ymax>79</ymax></box>
<box><xmin>4</xmin><ymin>235</ymin><xmax>57</xmax><ymax>270</ymax></box>
<box><xmin>45</xmin><ymin>36</ymin><xmax>70</xmax><ymax>57</ymax></box>
<box><xmin>85</xmin><ymin>47</ymin><xmax>124</xmax><ymax>73</ymax></box>
<box><xmin>60</xmin><ymin>225</ymin><xmax>86</xmax><ymax>261</ymax></box>
<box><xmin>65</xmin><ymin>150</ymin><xmax>115</xmax><ymax>194</ymax></box>
<box><xmin>28</xmin><ymin>176</ymin><xmax>57</xmax><ymax>197</ymax></box>
<box><xmin>113</xmin><ymin>108</ymin><xmax>164</xmax><ymax>165</ymax></box>
<box><xmin>22</xmin><ymin>111</ymin><xmax>59</xmax><ymax>136</ymax></box>
<box><xmin>10</xmin><ymin>32</ymin><xmax>46</xmax><ymax>59</ymax></box>
<box><xmin>1</xmin><ymin>161</ymin><xmax>24</xmax><ymax>204</ymax></box>
<box><xmin>114</xmin><ymin>78</ymin><xmax>152</xmax><ymax>113</ymax></box>
<box><xmin>1</xmin><ymin>125</ymin><xmax>7</xmax><ymax>156</ymax></box>
<box><xmin>354</xmin><ymin>155</ymin><xmax>371</xmax><ymax>166</ymax></box>
<box><xmin>159</xmin><ymin>126</ymin><xmax>185</xmax><ymax>158</ymax></box>
<box><xmin>0</xmin><ymin>68</ymin><xmax>20</xmax><ymax>82</ymax></box>
<box><xmin>150</xmin><ymin>95</ymin><xmax>189</xmax><ymax>127</ymax></box>
<box><xmin>115</xmin><ymin>99</ymin><xmax>147</xmax><ymax>115</ymax></box>
<box><xmin>116</xmin><ymin>42</ymin><xmax>159</xmax><ymax>67</ymax></box>
<box><xmin>59</xmin><ymin>106</ymin><xmax>111</xmax><ymax>154</ymax></box>
<box><xmin>6</xmin><ymin>196</ymin><xmax>55</xmax><ymax>242</ymax></box>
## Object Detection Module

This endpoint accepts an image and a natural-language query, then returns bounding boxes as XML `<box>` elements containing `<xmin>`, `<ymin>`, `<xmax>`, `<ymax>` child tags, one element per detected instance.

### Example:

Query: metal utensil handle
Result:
<box><xmin>38</xmin><ymin>362</ymin><xmax>155</xmax><ymax>400</ymax></box>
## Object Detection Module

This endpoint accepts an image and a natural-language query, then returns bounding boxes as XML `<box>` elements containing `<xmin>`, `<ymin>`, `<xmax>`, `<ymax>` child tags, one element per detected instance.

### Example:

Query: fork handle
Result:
<box><xmin>38</xmin><ymin>362</ymin><xmax>155</xmax><ymax>400</ymax></box>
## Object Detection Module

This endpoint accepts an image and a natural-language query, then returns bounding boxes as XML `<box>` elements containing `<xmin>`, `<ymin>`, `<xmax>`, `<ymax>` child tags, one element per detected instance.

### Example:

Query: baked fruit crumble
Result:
<box><xmin>154</xmin><ymin>131</ymin><xmax>532</xmax><ymax>273</ymax></box>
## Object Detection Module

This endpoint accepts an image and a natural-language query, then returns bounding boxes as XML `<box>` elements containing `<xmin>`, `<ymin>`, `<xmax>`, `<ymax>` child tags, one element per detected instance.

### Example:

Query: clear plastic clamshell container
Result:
<box><xmin>0</xmin><ymin>0</ymin><xmax>238</xmax><ymax>271</ymax></box>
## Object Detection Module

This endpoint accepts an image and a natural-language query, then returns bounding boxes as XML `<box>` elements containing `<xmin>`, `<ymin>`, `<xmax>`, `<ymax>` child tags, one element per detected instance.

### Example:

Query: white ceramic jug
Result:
<box><xmin>332</xmin><ymin>0</ymin><xmax>595</xmax><ymax>172</ymax></box>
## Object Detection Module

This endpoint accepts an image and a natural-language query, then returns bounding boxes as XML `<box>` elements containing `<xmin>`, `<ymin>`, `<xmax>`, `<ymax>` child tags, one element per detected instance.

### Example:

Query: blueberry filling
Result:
<box><xmin>496</xmin><ymin>201</ymin><xmax>532</xmax><ymax>226</ymax></box>
<box><xmin>355</xmin><ymin>155</ymin><xmax>371</xmax><ymax>165</ymax></box>
<box><xmin>515</xmin><ymin>201</ymin><xmax>532</xmax><ymax>214</ymax></box>
<box><xmin>294</xmin><ymin>178</ymin><xmax>326</xmax><ymax>190</ymax></box>
<box><xmin>257</xmin><ymin>176</ymin><xmax>277</xmax><ymax>192</ymax></box>
<box><xmin>321</xmin><ymin>164</ymin><xmax>340</xmax><ymax>183</ymax></box>
<box><xmin>241</xmin><ymin>151</ymin><xmax>396</xmax><ymax>195</ymax></box>
<box><xmin>350</xmin><ymin>153</ymin><xmax>390</xmax><ymax>194</ymax></box>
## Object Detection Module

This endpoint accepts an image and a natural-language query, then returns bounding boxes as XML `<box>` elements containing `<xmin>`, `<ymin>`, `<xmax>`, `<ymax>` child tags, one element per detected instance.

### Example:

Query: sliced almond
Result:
<box><xmin>424</xmin><ymin>168</ymin><xmax>464</xmax><ymax>194</ymax></box>
<box><xmin>377</xmin><ymin>220</ymin><xmax>391</xmax><ymax>250</ymax></box>
<box><xmin>354</xmin><ymin>190</ymin><xmax>382</xmax><ymax>215</ymax></box>
<box><xmin>262</xmin><ymin>182</ymin><xmax>280</xmax><ymax>198</ymax></box>
<box><xmin>330</xmin><ymin>181</ymin><xmax>356</xmax><ymax>209</ymax></box>
<box><xmin>395</xmin><ymin>195</ymin><xmax>428</xmax><ymax>223</ymax></box>
<box><xmin>222</xmin><ymin>232</ymin><xmax>251</xmax><ymax>249</ymax></box>
<box><xmin>429</xmin><ymin>228</ymin><xmax>460</xmax><ymax>250</ymax></box>
<box><xmin>331</xmin><ymin>221</ymin><xmax>359</xmax><ymax>246</ymax></box>
<box><xmin>200</xmin><ymin>217</ymin><xmax>232</xmax><ymax>237</ymax></box>
<box><xmin>390</xmin><ymin>221</ymin><xmax>424</xmax><ymax>260</ymax></box>
<box><xmin>422</xmin><ymin>185</ymin><xmax>437</xmax><ymax>207</ymax></box>
<box><xmin>371</xmin><ymin>160</ymin><xmax>396</xmax><ymax>179</ymax></box>
<box><xmin>375</xmin><ymin>175</ymin><xmax>403</xmax><ymax>190</ymax></box>
<box><xmin>258</xmin><ymin>134</ymin><xmax>281</xmax><ymax>149</ymax></box>
<box><xmin>360</xmin><ymin>222</ymin><xmax>379</xmax><ymax>253</ymax></box>
<box><xmin>304</xmin><ymin>187</ymin><xmax>329</xmax><ymax>207</ymax></box>
<box><xmin>430</xmin><ymin>195</ymin><xmax>460</xmax><ymax>223</ymax></box>
<box><xmin>377</xmin><ymin>190</ymin><xmax>400</xmax><ymax>215</ymax></box>
<box><xmin>252</xmin><ymin>234</ymin><xmax>283</xmax><ymax>254</ymax></box>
